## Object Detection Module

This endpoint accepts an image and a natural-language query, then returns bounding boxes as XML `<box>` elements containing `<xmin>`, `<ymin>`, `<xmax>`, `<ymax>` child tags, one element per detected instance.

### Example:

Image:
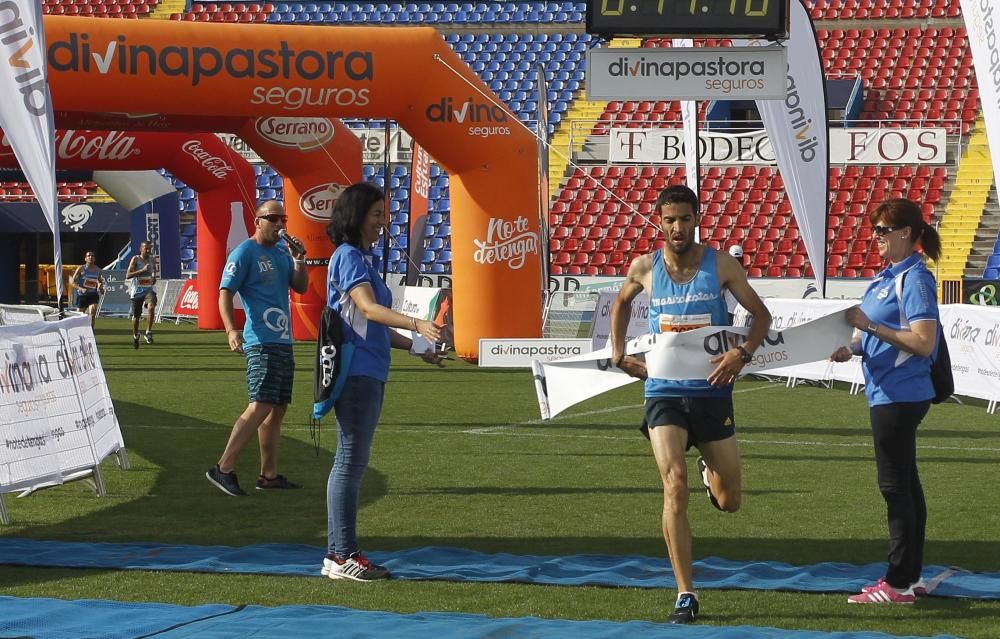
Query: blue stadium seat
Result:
<box><xmin>180</xmin><ymin>248</ymin><xmax>195</xmax><ymax>262</ymax></box>
<box><xmin>438</xmin><ymin>248</ymin><xmax>452</xmax><ymax>263</ymax></box>
<box><xmin>987</xmin><ymin>255</ymin><xmax>1000</xmax><ymax>269</ymax></box>
<box><xmin>985</xmin><ymin>267</ymin><xmax>1000</xmax><ymax>279</ymax></box>
<box><xmin>181</xmin><ymin>223</ymin><xmax>196</xmax><ymax>237</ymax></box>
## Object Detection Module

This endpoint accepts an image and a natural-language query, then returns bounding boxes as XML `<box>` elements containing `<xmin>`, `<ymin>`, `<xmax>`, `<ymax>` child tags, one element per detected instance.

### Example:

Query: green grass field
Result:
<box><xmin>2</xmin><ymin>319</ymin><xmax>998</xmax><ymax>638</ymax></box>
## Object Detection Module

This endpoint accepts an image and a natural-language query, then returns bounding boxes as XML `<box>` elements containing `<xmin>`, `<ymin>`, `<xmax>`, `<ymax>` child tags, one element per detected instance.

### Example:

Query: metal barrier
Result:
<box><xmin>542</xmin><ymin>290</ymin><xmax>599</xmax><ymax>339</ymax></box>
<box><xmin>156</xmin><ymin>279</ymin><xmax>197</xmax><ymax>324</ymax></box>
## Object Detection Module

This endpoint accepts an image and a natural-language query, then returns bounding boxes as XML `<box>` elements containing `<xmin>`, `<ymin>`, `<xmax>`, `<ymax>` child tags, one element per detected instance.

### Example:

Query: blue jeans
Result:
<box><xmin>327</xmin><ymin>375</ymin><xmax>385</xmax><ymax>556</ymax></box>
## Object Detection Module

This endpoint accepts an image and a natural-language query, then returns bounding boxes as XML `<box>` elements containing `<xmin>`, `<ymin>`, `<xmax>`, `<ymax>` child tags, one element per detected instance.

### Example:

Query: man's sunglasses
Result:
<box><xmin>258</xmin><ymin>214</ymin><xmax>288</xmax><ymax>224</ymax></box>
<box><xmin>872</xmin><ymin>224</ymin><xmax>899</xmax><ymax>237</ymax></box>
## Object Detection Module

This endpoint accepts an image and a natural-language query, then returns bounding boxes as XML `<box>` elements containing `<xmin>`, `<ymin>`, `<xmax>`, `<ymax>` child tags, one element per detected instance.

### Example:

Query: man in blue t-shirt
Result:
<box><xmin>206</xmin><ymin>200</ymin><xmax>309</xmax><ymax>497</ymax></box>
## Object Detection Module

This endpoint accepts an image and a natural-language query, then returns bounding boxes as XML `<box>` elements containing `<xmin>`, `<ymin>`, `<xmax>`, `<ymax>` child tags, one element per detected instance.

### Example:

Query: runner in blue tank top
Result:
<box><xmin>609</xmin><ymin>185</ymin><xmax>772</xmax><ymax>624</ymax></box>
<box><xmin>70</xmin><ymin>249</ymin><xmax>104</xmax><ymax>327</ymax></box>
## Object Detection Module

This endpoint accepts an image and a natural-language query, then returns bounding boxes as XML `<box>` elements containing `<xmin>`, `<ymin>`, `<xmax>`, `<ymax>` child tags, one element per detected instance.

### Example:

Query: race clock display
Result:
<box><xmin>585</xmin><ymin>0</ymin><xmax>789</xmax><ymax>39</ymax></box>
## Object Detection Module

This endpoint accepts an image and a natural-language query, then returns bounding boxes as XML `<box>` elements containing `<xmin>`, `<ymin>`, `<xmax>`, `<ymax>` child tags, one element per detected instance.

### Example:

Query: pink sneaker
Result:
<box><xmin>848</xmin><ymin>580</ymin><xmax>915</xmax><ymax>604</ymax></box>
<box><xmin>862</xmin><ymin>578</ymin><xmax>927</xmax><ymax>596</ymax></box>
<box><xmin>861</xmin><ymin>578</ymin><xmax>889</xmax><ymax>594</ymax></box>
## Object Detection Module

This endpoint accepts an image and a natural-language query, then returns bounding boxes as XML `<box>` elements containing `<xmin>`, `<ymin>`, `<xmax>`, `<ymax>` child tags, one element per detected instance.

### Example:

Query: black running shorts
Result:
<box><xmin>641</xmin><ymin>396</ymin><xmax>736</xmax><ymax>450</ymax></box>
<box><xmin>77</xmin><ymin>292</ymin><xmax>100</xmax><ymax>310</ymax></box>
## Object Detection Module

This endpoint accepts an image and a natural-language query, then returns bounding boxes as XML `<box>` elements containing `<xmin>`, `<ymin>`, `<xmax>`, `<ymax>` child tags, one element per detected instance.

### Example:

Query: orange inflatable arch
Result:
<box><xmin>44</xmin><ymin>17</ymin><xmax>543</xmax><ymax>360</ymax></box>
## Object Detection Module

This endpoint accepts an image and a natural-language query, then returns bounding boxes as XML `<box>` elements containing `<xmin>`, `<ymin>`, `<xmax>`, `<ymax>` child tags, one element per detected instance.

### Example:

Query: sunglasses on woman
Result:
<box><xmin>872</xmin><ymin>224</ymin><xmax>899</xmax><ymax>236</ymax></box>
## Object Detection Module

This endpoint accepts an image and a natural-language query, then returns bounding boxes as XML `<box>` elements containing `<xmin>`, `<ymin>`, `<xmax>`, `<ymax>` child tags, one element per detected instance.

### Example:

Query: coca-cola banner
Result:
<box><xmin>0</xmin><ymin>129</ymin><xmax>139</xmax><ymax>164</ymax></box>
<box><xmin>173</xmin><ymin>279</ymin><xmax>199</xmax><ymax>317</ymax></box>
<box><xmin>609</xmin><ymin>127</ymin><xmax>947</xmax><ymax>165</ymax></box>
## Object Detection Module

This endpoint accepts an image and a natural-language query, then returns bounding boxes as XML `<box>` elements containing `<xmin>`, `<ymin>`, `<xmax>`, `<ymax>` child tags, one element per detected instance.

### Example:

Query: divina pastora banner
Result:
<box><xmin>533</xmin><ymin>309</ymin><xmax>853</xmax><ymax>420</ymax></box>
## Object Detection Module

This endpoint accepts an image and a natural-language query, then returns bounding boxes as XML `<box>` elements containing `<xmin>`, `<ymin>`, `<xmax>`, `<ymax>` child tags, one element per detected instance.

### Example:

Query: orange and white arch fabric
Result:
<box><xmin>43</xmin><ymin>18</ymin><xmax>542</xmax><ymax>359</ymax></box>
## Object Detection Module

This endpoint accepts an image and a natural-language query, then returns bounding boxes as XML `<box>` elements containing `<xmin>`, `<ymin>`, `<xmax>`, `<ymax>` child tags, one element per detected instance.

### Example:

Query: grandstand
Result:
<box><xmin>5</xmin><ymin>0</ymin><xmax>997</xmax><ymax>286</ymax></box>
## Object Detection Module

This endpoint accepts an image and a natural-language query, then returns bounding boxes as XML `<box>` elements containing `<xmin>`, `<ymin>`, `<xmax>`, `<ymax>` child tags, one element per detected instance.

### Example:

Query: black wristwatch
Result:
<box><xmin>736</xmin><ymin>345</ymin><xmax>753</xmax><ymax>364</ymax></box>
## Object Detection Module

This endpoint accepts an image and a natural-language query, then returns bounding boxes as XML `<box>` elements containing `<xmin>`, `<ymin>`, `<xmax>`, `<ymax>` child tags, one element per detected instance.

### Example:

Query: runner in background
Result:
<box><xmin>70</xmin><ymin>250</ymin><xmax>104</xmax><ymax>327</ymax></box>
<box><xmin>126</xmin><ymin>240</ymin><xmax>158</xmax><ymax>349</ymax></box>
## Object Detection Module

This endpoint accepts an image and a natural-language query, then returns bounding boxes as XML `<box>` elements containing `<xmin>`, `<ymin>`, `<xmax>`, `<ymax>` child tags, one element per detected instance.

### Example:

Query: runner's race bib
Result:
<box><xmin>658</xmin><ymin>313</ymin><xmax>711</xmax><ymax>333</ymax></box>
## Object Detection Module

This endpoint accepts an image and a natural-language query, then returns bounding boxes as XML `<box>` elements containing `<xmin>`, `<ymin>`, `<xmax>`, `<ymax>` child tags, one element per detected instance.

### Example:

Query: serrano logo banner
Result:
<box><xmin>298</xmin><ymin>182</ymin><xmax>344</xmax><ymax>221</ymax></box>
<box><xmin>254</xmin><ymin>116</ymin><xmax>334</xmax><ymax>149</ymax></box>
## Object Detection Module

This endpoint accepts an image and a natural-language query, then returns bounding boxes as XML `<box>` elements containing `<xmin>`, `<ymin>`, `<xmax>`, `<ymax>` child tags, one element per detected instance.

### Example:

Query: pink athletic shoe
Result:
<box><xmin>862</xmin><ymin>578</ymin><xmax>927</xmax><ymax>596</ymax></box>
<box><xmin>849</xmin><ymin>580</ymin><xmax>915</xmax><ymax>604</ymax></box>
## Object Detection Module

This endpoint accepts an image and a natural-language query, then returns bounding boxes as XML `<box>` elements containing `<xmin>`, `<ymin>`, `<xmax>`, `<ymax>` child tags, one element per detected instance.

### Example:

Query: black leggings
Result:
<box><xmin>869</xmin><ymin>401</ymin><xmax>930</xmax><ymax>589</ymax></box>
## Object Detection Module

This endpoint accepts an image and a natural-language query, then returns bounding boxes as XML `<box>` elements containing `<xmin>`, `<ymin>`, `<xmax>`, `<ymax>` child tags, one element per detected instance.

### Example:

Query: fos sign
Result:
<box><xmin>586</xmin><ymin>46</ymin><xmax>787</xmax><ymax>100</ymax></box>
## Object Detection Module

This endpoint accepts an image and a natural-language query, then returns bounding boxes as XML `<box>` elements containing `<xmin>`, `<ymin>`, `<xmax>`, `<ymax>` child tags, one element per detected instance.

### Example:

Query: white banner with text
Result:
<box><xmin>586</xmin><ymin>46</ymin><xmax>788</xmax><ymax>101</ymax></box>
<box><xmin>0</xmin><ymin>316</ymin><xmax>124</xmax><ymax>493</ymax></box>
<box><xmin>534</xmin><ymin>309</ymin><xmax>854</xmax><ymax>419</ymax></box>
<box><xmin>609</xmin><ymin>127</ymin><xmax>947</xmax><ymax>165</ymax></box>
<box><xmin>479</xmin><ymin>338</ymin><xmax>592</xmax><ymax>368</ymax></box>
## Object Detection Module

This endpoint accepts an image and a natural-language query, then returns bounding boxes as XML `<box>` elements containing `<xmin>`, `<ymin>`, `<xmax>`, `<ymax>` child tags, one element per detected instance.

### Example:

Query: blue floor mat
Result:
<box><xmin>0</xmin><ymin>538</ymin><xmax>996</xmax><ymax>599</ymax></box>
<box><xmin>0</xmin><ymin>596</ymin><xmax>965</xmax><ymax>639</ymax></box>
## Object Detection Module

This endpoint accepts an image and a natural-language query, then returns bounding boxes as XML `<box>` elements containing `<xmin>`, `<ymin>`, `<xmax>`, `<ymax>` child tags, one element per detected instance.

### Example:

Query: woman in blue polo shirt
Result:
<box><xmin>831</xmin><ymin>198</ymin><xmax>943</xmax><ymax>605</ymax></box>
<box><xmin>321</xmin><ymin>182</ymin><xmax>445</xmax><ymax>583</ymax></box>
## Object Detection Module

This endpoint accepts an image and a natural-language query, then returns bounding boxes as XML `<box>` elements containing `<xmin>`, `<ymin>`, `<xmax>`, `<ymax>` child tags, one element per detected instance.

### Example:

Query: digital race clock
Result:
<box><xmin>585</xmin><ymin>0</ymin><xmax>789</xmax><ymax>39</ymax></box>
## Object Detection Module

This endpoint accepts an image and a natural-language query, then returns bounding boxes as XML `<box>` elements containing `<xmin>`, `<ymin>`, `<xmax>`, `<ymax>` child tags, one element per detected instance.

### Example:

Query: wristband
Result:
<box><xmin>736</xmin><ymin>345</ymin><xmax>753</xmax><ymax>364</ymax></box>
<box><xmin>410</xmin><ymin>317</ymin><xmax>418</xmax><ymax>332</ymax></box>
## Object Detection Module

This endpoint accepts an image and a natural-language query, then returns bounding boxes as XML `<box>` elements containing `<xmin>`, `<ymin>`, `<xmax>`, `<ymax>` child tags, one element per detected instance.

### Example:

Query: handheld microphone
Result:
<box><xmin>278</xmin><ymin>229</ymin><xmax>306</xmax><ymax>256</ymax></box>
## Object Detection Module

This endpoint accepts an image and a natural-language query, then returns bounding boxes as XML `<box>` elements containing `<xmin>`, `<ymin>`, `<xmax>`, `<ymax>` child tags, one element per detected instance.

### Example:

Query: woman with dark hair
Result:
<box><xmin>321</xmin><ymin>182</ymin><xmax>445</xmax><ymax>582</ymax></box>
<box><xmin>831</xmin><ymin>198</ymin><xmax>943</xmax><ymax>604</ymax></box>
